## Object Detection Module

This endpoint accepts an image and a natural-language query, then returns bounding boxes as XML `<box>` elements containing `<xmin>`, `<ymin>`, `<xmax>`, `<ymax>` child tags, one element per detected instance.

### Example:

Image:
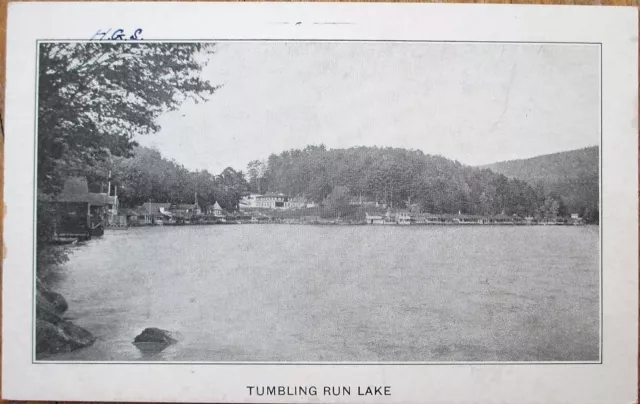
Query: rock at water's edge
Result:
<box><xmin>37</xmin><ymin>279</ymin><xmax>69</xmax><ymax>315</ymax></box>
<box><xmin>36</xmin><ymin>318</ymin><xmax>96</xmax><ymax>355</ymax></box>
<box><xmin>134</xmin><ymin>327</ymin><xmax>177</xmax><ymax>345</ymax></box>
<box><xmin>35</xmin><ymin>281</ymin><xmax>95</xmax><ymax>356</ymax></box>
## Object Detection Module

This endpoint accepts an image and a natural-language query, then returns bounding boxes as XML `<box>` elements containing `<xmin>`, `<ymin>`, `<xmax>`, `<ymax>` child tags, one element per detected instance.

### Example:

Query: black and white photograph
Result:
<box><xmin>4</xmin><ymin>2</ymin><xmax>640</xmax><ymax>403</ymax></box>
<box><xmin>33</xmin><ymin>40</ymin><xmax>602</xmax><ymax>363</ymax></box>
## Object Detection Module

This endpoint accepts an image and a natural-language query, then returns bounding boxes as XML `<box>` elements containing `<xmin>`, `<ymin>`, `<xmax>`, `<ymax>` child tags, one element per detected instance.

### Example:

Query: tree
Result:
<box><xmin>540</xmin><ymin>196</ymin><xmax>560</xmax><ymax>219</ymax></box>
<box><xmin>585</xmin><ymin>207</ymin><xmax>599</xmax><ymax>224</ymax></box>
<box><xmin>37</xmin><ymin>42</ymin><xmax>219</xmax><ymax>195</ymax></box>
<box><xmin>246</xmin><ymin>160</ymin><xmax>266</xmax><ymax>193</ymax></box>
<box><xmin>36</xmin><ymin>43</ymin><xmax>219</xmax><ymax>272</ymax></box>
<box><xmin>258</xmin><ymin>145</ymin><xmax>547</xmax><ymax>217</ymax></box>
<box><xmin>326</xmin><ymin>186</ymin><xmax>351</xmax><ymax>209</ymax></box>
<box><xmin>478</xmin><ymin>192</ymin><xmax>491</xmax><ymax>216</ymax></box>
<box><xmin>215</xmin><ymin>167</ymin><xmax>249</xmax><ymax>211</ymax></box>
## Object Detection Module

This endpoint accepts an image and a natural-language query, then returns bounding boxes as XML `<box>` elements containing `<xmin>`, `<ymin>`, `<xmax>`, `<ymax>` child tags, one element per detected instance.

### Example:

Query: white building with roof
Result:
<box><xmin>256</xmin><ymin>192</ymin><xmax>289</xmax><ymax>209</ymax></box>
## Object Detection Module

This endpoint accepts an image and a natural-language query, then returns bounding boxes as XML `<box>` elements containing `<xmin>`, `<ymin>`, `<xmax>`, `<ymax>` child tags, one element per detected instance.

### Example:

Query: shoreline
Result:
<box><xmin>36</xmin><ymin>277</ymin><xmax>96</xmax><ymax>358</ymax></box>
<box><xmin>117</xmin><ymin>221</ymin><xmax>596</xmax><ymax>228</ymax></box>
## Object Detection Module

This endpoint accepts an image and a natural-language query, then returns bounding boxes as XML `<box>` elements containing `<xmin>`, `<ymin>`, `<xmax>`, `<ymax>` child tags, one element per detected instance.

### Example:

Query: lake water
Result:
<box><xmin>42</xmin><ymin>224</ymin><xmax>600</xmax><ymax>362</ymax></box>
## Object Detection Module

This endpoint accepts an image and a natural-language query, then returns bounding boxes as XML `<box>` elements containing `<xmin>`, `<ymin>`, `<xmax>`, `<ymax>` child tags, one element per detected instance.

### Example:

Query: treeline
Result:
<box><xmin>485</xmin><ymin>146</ymin><xmax>599</xmax><ymax>221</ymax></box>
<box><xmin>247</xmin><ymin>145</ymin><xmax>589</xmax><ymax>219</ymax></box>
<box><xmin>91</xmin><ymin>144</ymin><xmax>594</xmax><ymax>222</ymax></box>
<box><xmin>90</xmin><ymin>146</ymin><xmax>249</xmax><ymax>211</ymax></box>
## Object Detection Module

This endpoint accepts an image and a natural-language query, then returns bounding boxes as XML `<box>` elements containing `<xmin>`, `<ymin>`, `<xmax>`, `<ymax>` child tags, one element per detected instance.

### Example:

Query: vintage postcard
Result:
<box><xmin>2</xmin><ymin>2</ymin><xmax>638</xmax><ymax>403</ymax></box>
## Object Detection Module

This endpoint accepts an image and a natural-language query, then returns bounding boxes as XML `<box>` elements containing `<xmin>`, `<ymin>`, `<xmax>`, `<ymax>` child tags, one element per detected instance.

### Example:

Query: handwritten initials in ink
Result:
<box><xmin>90</xmin><ymin>28</ymin><xmax>144</xmax><ymax>41</ymax></box>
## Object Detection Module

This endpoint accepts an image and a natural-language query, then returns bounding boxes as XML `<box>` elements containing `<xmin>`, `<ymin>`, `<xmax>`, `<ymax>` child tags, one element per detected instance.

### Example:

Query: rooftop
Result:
<box><xmin>54</xmin><ymin>177</ymin><xmax>116</xmax><ymax>206</ymax></box>
<box><xmin>257</xmin><ymin>192</ymin><xmax>287</xmax><ymax>198</ymax></box>
<box><xmin>139</xmin><ymin>202</ymin><xmax>172</xmax><ymax>213</ymax></box>
<box><xmin>172</xmin><ymin>203</ymin><xmax>199</xmax><ymax>210</ymax></box>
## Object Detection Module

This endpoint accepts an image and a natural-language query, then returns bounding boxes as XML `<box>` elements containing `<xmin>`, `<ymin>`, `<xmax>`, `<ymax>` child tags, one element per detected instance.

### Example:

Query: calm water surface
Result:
<box><xmin>43</xmin><ymin>225</ymin><xmax>599</xmax><ymax>362</ymax></box>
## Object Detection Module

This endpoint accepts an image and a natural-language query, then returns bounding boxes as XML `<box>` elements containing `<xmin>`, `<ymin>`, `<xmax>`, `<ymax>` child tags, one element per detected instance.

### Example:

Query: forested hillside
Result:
<box><xmin>484</xmin><ymin>146</ymin><xmax>599</xmax><ymax>220</ymax></box>
<box><xmin>247</xmin><ymin>145</ymin><xmax>554</xmax><ymax>217</ymax></box>
<box><xmin>93</xmin><ymin>145</ymin><xmax>597</xmax><ymax>221</ymax></box>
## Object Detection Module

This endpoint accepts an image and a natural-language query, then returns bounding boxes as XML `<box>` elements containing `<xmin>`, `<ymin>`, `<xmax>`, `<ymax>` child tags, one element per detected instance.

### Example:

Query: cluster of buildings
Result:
<box><xmin>240</xmin><ymin>192</ymin><xmax>384</xmax><ymax>210</ymax></box>
<box><xmin>120</xmin><ymin>200</ymin><xmax>228</xmax><ymax>226</ymax></box>
<box><xmin>44</xmin><ymin>177</ymin><xmax>234</xmax><ymax>241</ymax></box>
<box><xmin>45</xmin><ymin>178</ymin><xmax>587</xmax><ymax>243</ymax></box>
<box><xmin>240</xmin><ymin>193</ymin><xmax>315</xmax><ymax>210</ymax></box>
<box><xmin>363</xmin><ymin>211</ymin><xmax>585</xmax><ymax>226</ymax></box>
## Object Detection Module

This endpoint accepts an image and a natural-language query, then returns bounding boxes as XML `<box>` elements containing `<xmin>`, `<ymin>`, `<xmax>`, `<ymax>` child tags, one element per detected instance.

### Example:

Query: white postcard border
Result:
<box><xmin>3</xmin><ymin>3</ymin><xmax>638</xmax><ymax>403</ymax></box>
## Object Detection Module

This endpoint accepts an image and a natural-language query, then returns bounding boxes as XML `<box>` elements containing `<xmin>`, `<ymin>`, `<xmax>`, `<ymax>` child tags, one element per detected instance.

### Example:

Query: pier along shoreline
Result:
<box><xmin>114</xmin><ymin>212</ymin><xmax>589</xmax><ymax>228</ymax></box>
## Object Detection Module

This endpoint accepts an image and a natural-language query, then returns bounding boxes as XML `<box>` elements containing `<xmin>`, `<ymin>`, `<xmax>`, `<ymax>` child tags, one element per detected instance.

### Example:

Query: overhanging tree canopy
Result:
<box><xmin>37</xmin><ymin>42</ymin><xmax>219</xmax><ymax>194</ymax></box>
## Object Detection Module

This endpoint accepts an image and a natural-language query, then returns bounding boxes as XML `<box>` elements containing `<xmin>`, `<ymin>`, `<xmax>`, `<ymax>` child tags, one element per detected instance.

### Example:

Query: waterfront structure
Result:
<box><xmin>396</xmin><ymin>211</ymin><xmax>412</xmax><ymax>225</ymax></box>
<box><xmin>45</xmin><ymin>177</ymin><xmax>108</xmax><ymax>239</ymax></box>
<box><xmin>211</xmin><ymin>201</ymin><xmax>224</xmax><ymax>217</ymax></box>
<box><xmin>103</xmin><ymin>194</ymin><xmax>118</xmax><ymax>217</ymax></box>
<box><xmin>365</xmin><ymin>213</ymin><xmax>385</xmax><ymax>225</ymax></box>
<box><xmin>256</xmin><ymin>192</ymin><xmax>289</xmax><ymax>209</ymax></box>
<box><xmin>138</xmin><ymin>202</ymin><xmax>172</xmax><ymax>225</ymax></box>
<box><xmin>118</xmin><ymin>208</ymin><xmax>142</xmax><ymax>226</ymax></box>
<box><xmin>489</xmin><ymin>214</ymin><xmax>517</xmax><ymax>225</ymax></box>
<box><xmin>413</xmin><ymin>214</ymin><xmax>444</xmax><ymax>224</ymax></box>
<box><xmin>102</xmin><ymin>193</ymin><xmax>121</xmax><ymax>227</ymax></box>
<box><xmin>570</xmin><ymin>213</ymin><xmax>584</xmax><ymax>225</ymax></box>
<box><xmin>453</xmin><ymin>214</ymin><xmax>486</xmax><ymax>224</ymax></box>
<box><xmin>171</xmin><ymin>203</ymin><xmax>201</xmax><ymax>216</ymax></box>
<box><xmin>384</xmin><ymin>209</ymin><xmax>394</xmax><ymax>224</ymax></box>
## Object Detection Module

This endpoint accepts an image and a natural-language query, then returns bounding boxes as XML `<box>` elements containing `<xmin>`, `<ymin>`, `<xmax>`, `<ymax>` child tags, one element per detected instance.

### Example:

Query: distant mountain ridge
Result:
<box><xmin>483</xmin><ymin>146</ymin><xmax>599</xmax><ymax>216</ymax></box>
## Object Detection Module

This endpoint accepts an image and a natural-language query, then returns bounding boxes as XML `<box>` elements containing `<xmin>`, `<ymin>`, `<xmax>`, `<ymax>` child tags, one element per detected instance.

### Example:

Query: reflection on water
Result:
<box><xmin>41</xmin><ymin>225</ymin><xmax>600</xmax><ymax>362</ymax></box>
<box><xmin>134</xmin><ymin>342</ymin><xmax>177</xmax><ymax>360</ymax></box>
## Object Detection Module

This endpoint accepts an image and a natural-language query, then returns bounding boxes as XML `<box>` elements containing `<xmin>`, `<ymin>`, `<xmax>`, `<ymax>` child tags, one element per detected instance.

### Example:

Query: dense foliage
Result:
<box><xmin>37</xmin><ymin>42</ymin><xmax>219</xmax><ymax>269</ymax></box>
<box><xmin>486</xmin><ymin>146</ymin><xmax>599</xmax><ymax>222</ymax></box>
<box><xmin>37</xmin><ymin>42</ymin><xmax>218</xmax><ymax>194</ymax></box>
<box><xmin>94</xmin><ymin>144</ymin><xmax>586</xmax><ymax>221</ymax></box>
<box><xmin>249</xmin><ymin>145</ymin><xmax>556</xmax><ymax>217</ymax></box>
<box><xmin>92</xmin><ymin>147</ymin><xmax>249</xmax><ymax>211</ymax></box>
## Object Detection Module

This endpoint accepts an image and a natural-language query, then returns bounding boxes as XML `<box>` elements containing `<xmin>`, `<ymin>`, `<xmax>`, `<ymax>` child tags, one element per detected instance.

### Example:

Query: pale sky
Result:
<box><xmin>138</xmin><ymin>41</ymin><xmax>600</xmax><ymax>174</ymax></box>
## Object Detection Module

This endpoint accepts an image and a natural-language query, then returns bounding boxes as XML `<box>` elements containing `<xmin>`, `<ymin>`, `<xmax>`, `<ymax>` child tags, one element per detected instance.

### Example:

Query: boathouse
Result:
<box><xmin>45</xmin><ymin>177</ymin><xmax>108</xmax><ymax>239</ymax></box>
<box><xmin>171</xmin><ymin>203</ymin><xmax>202</xmax><ymax>216</ymax></box>
<box><xmin>137</xmin><ymin>202</ymin><xmax>172</xmax><ymax>225</ymax></box>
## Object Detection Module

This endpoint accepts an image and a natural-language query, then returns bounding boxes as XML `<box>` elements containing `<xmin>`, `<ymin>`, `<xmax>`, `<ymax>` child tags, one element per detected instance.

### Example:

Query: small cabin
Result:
<box><xmin>211</xmin><ymin>201</ymin><xmax>224</xmax><ymax>217</ymax></box>
<box><xmin>137</xmin><ymin>202</ymin><xmax>172</xmax><ymax>225</ymax></box>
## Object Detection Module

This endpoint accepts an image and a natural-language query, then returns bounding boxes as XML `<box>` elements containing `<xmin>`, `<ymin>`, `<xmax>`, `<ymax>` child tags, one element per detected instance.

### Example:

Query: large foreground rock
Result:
<box><xmin>134</xmin><ymin>327</ymin><xmax>177</xmax><ymax>345</ymax></box>
<box><xmin>37</xmin><ymin>279</ymin><xmax>68</xmax><ymax>314</ymax></box>
<box><xmin>35</xmin><ymin>281</ymin><xmax>95</xmax><ymax>356</ymax></box>
<box><xmin>35</xmin><ymin>318</ymin><xmax>95</xmax><ymax>355</ymax></box>
<box><xmin>133</xmin><ymin>328</ymin><xmax>177</xmax><ymax>356</ymax></box>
